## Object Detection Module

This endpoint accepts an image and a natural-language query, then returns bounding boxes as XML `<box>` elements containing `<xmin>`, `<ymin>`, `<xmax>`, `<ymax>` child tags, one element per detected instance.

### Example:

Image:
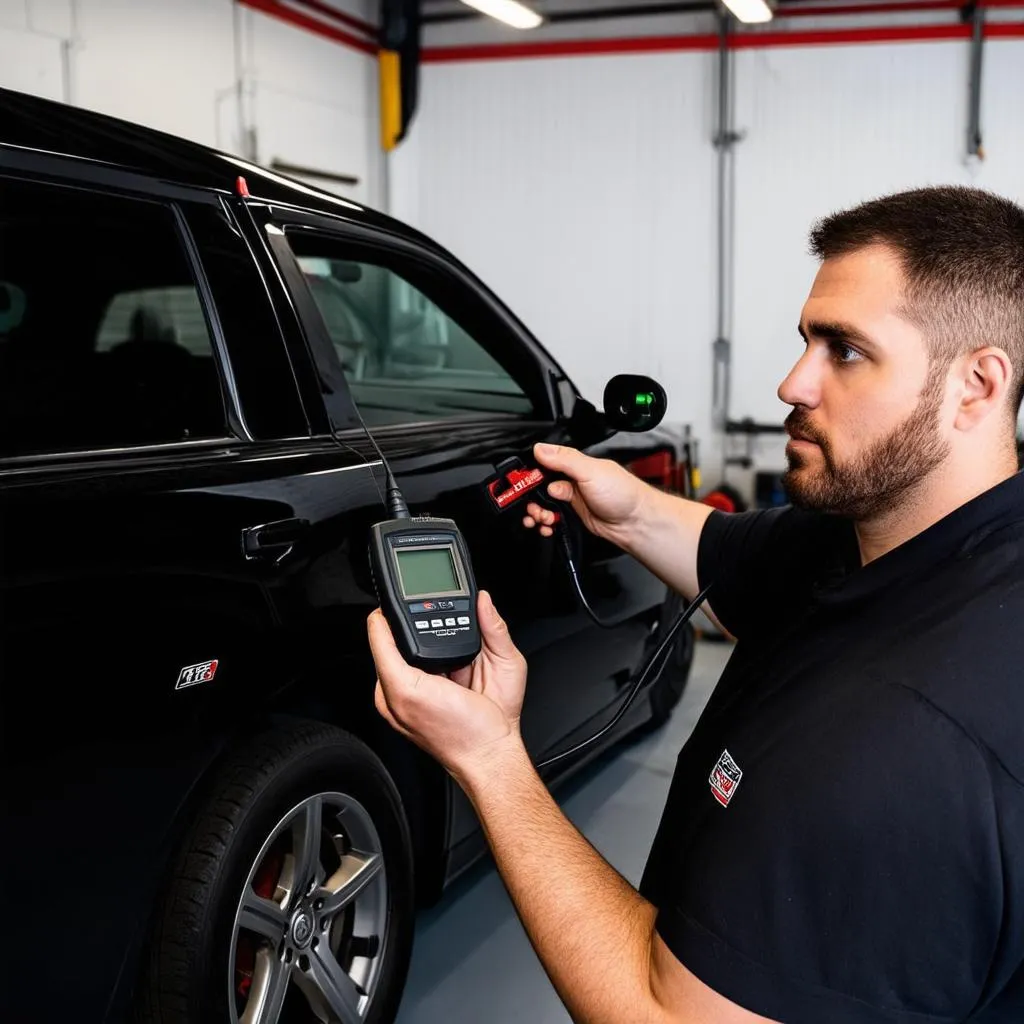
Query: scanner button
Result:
<box><xmin>430</xmin><ymin>619</ymin><xmax>443</xmax><ymax>628</ymax></box>
<box><xmin>457</xmin><ymin>616</ymin><xmax>470</xmax><ymax>625</ymax></box>
<box><xmin>444</xmin><ymin>618</ymin><xmax>456</xmax><ymax>627</ymax></box>
<box><xmin>414</xmin><ymin>620</ymin><xmax>430</xmax><ymax>630</ymax></box>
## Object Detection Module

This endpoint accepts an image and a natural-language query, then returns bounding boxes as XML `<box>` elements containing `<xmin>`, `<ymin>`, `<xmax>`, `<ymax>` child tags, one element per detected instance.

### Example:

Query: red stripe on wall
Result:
<box><xmin>424</xmin><ymin>33</ymin><xmax>718</xmax><ymax>62</ymax></box>
<box><xmin>729</xmin><ymin>22</ymin><xmax>979</xmax><ymax>47</ymax></box>
<box><xmin>238</xmin><ymin>0</ymin><xmax>378</xmax><ymax>55</ymax></box>
<box><xmin>422</xmin><ymin>20</ymin><xmax>1024</xmax><ymax>62</ymax></box>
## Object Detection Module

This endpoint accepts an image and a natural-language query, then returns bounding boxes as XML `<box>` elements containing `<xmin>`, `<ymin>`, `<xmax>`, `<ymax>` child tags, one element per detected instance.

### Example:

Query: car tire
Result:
<box><xmin>134</xmin><ymin>720</ymin><xmax>415</xmax><ymax>1024</ymax></box>
<box><xmin>647</xmin><ymin>592</ymin><xmax>697</xmax><ymax>728</ymax></box>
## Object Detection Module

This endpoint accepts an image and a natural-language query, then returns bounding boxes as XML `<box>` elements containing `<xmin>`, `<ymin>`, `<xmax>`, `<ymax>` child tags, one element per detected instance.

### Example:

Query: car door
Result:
<box><xmin>0</xmin><ymin>159</ymin><xmax>389</xmax><ymax>1019</ymax></box>
<box><xmin>243</xmin><ymin>206</ymin><xmax>668</xmax><ymax>778</ymax></box>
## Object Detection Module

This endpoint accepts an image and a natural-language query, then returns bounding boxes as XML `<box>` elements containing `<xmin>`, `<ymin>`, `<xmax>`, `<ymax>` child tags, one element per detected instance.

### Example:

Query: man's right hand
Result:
<box><xmin>522</xmin><ymin>443</ymin><xmax>646</xmax><ymax>545</ymax></box>
<box><xmin>523</xmin><ymin>441</ymin><xmax>717</xmax><ymax>619</ymax></box>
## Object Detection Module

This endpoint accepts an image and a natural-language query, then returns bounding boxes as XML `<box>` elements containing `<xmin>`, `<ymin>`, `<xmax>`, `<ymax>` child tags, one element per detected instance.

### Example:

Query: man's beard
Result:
<box><xmin>782</xmin><ymin>363</ymin><xmax>951</xmax><ymax>520</ymax></box>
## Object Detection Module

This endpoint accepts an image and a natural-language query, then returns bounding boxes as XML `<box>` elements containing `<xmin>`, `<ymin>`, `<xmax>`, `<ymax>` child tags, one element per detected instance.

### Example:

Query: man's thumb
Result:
<box><xmin>534</xmin><ymin>442</ymin><xmax>590</xmax><ymax>480</ymax></box>
<box><xmin>367</xmin><ymin>609</ymin><xmax>411</xmax><ymax>680</ymax></box>
<box><xmin>478</xmin><ymin>591</ymin><xmax>517</xmax><ymax>656</ymax></box>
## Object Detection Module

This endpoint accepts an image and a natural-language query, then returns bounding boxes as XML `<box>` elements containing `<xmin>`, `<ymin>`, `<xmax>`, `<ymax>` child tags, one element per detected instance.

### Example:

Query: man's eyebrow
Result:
<box><xmin>798</xmin><ymin>320</ymin><xmax>877</xmax><ymax>348</ymax></box>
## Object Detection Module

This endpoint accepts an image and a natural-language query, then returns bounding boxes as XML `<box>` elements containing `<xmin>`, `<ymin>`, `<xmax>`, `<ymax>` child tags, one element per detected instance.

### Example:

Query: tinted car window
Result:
<box><xmin>291</xmin><ymin>248</ymin><xmax>535</xmax><ymax>426</ymax></box>
<box><xmin>0</xmin><ymin>178</ymin><xmax>226</xmax><ymax>457</ymax></box>
<box><xmin>96</xmin><ymin>286</ymin><xmax>212</xmax><ymax>357</ymax></box>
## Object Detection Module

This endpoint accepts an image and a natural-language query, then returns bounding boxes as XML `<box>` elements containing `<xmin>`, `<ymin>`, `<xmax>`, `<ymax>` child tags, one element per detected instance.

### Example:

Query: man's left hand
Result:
<box><xmin>367</xmin><ymin>590</ymin><xmax>527</xmax><ymax>784</ymax></box>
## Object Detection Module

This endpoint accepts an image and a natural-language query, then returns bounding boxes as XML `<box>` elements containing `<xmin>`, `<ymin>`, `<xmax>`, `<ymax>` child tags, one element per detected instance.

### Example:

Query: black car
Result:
<box><xmin>0</xmin><ymin>87</ymin><xmax>694</xmax><ymax>1023</ymax></box>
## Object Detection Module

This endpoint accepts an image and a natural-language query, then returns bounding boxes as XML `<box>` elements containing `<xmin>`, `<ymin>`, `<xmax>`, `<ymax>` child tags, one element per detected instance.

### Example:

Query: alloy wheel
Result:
<box><xmin>229</xmin><ymin>792</ymin><xmax>389</xmax><ymax>1024</ymax></box>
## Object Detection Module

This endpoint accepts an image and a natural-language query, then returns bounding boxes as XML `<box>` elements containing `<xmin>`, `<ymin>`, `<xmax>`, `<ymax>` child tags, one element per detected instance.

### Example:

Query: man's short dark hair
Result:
<box><xmin>809</xmin><ymin>186</ymin><xmax>1024</xmax><ymax>422</ymax></box>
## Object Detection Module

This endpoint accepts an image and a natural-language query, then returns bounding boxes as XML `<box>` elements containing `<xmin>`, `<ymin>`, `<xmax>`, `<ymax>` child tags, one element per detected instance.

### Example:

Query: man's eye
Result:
<box><xmin>831</xmin><ymin>341</ymin><xmax>862</xmax><ymax>364</ymax></box>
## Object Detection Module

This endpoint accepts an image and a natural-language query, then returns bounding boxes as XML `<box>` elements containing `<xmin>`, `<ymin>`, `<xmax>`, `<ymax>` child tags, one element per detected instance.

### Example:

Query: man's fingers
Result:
<box><xmin>523</xmin><ymin>509</ymin><xmax>554</xmax><ymax>537</ymax></box>
<box><xmin>547</xmin><ymin>480</ymin><xmax>574</xmax><ymax>502</ymax></box>
<box><xmin>525</xmin><ymin>502</ymin><xmax>558</xmax><ymax>525</ymax></box>
<box><xmin>523</xmin><ymin>508</ymin><xmax>553</xmax><ymax>536</ymax></box>
<box><xmin>367</xmin><ymin>610</ymin><xmax>418</xmax><ymax>687</ymax></box>
<box><xmin>369</xmin><ymin>610</ymin><xmax>460</xmax><ymax>723</ymax></box>
<box><xmin>477</xmin><ymin>591</ymin><xmax>520</xmax><ymax>659</ymax></box>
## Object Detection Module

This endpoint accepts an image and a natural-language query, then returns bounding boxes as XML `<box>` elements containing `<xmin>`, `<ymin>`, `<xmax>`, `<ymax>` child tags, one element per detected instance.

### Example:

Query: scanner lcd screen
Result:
<box><xmin>396</xmin><ymin>547</ymin><xmax>459</xmax><ymax>598</ymax></box>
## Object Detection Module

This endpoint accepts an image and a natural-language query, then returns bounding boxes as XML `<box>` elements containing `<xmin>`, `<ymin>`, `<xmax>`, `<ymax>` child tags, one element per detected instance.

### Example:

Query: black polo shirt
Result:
<box><xmin>639</xmin><ymin>472</ymin><xmax>1024</xmax><ymax>1023</ymax></box>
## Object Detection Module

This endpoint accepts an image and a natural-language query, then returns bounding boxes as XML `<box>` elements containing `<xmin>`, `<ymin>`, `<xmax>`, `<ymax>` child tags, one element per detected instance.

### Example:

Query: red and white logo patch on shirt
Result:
<box><xmin>709</xmin><ymin>749</ymin><xmax>743</xmax><ymax>807</ymax></box>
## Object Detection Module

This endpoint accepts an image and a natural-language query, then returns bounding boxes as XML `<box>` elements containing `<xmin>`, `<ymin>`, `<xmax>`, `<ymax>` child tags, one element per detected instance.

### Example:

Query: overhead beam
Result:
<box><xmin>422</xmin><ymin>2</ymin><xmax>714</xmax><ymax>25</ymax></box>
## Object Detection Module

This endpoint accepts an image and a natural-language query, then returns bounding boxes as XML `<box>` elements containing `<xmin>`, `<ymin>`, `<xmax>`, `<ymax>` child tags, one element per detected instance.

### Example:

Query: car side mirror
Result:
<box><xmin>565</xmin><ymin>374</ymin><xmax>668</xmax><ymax>447</ymax></box>
<box><xmin>602</xmin><ymin>374</ymin><xmax>667</xmax><ymax>431</ymax></box>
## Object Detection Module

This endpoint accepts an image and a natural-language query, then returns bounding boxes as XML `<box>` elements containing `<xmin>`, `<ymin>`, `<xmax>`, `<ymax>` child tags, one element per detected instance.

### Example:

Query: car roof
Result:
<box><xmin>0</xmin><ymin>86</ymin><xmax>441</xmax><ymax>251</ymax></box>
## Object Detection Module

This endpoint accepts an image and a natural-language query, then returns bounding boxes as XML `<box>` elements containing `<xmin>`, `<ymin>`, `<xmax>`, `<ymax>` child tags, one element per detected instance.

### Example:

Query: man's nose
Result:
<box><xmin>778</xmin><ymin>349</ymin><xmax>822</xmax><ymax>408</ymax></box>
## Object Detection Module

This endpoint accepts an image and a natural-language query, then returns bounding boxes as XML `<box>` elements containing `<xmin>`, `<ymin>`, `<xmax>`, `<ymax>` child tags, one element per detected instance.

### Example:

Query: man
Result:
<box><xmin>367</xmin><ymin>186</ymin><xmax>1024</xmax><ymax>1022</ymax></box>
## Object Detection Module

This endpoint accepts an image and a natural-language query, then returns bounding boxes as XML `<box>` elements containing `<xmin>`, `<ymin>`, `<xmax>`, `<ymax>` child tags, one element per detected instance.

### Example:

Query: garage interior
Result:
<box><xmin>5</xmin><ymin>0</ymin><xmax>1020</xmax><ymax>497</ymax></box>
<box><xmin>2</xmin><ymin>0</ymin><xmax>1023</xmax><ymax>1022</ymax></box>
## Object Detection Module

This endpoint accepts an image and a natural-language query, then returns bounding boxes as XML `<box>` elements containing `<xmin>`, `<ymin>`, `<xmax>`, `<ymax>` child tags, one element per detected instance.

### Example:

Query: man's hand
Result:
<box><xmin>368</xmin><ymin>590</ymin><xmax>527</xmax><ymax>785</ymax></box>
<box><xmin>523</xmin><ymin>442</ymin><xmax>649</xmax><ymax>544</ymax></box>
<box><xmin>525</xmin><ymin>442</ymin><xmax>717</xmax><ymax>621</ymax></box>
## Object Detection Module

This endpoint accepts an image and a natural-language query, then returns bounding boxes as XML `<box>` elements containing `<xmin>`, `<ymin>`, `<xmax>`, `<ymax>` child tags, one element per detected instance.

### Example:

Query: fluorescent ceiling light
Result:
<box><xmin>721</xmin><ymin>0</ymin><xmax>773</xmax><ymax>23</ymax></box>
<box><xmin>459</xmin><ymin>0</ymin><xmax>544</xmax><ymax>30</ymax></box>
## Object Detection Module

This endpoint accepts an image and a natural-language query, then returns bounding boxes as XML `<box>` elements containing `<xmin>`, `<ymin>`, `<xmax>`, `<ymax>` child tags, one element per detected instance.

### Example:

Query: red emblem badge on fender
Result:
<box><xmin>175</xmin><ymin>660</ymin><xmax>219</xmax><ymax>690</ymax></box>
<box><xmin>709</xmin><ymin>749</ymin><xmax>743</xmax><ymax>807</ymax></box>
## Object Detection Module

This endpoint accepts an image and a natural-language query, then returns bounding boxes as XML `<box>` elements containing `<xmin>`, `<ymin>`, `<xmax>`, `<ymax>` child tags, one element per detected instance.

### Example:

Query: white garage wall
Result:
<box><xmin>390</xmin><ymin>50</ymin><xmax>720</xmax><ymax>444</ymax></box>
<box><xmin>391</xmin><ymin>28</ymin><xmax>1024</xmax><ymax>482</ymax></box>
<box><xmin>0</xmin><ymin>0</ymin><xmax>384</xmax><ymax>206</ymax></box>
<box><xmin>733</xmin><ymin>38</ymin><xmax>1024</xmax><ymax>428</ymax></box>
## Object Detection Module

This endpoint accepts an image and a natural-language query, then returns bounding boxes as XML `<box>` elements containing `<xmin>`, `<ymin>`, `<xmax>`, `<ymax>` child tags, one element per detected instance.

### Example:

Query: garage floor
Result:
<box><xmin>396</xmin><ymin>638</ymin><xmax>733</xmax><ymax>1024</ymax></box>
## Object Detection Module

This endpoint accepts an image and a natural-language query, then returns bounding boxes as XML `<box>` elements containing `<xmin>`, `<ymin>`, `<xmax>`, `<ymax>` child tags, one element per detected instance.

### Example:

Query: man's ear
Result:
<box><xmin>953</xmin><ymin>347</ymin><xmax>1013</xmax><ymax>432</ymax></box>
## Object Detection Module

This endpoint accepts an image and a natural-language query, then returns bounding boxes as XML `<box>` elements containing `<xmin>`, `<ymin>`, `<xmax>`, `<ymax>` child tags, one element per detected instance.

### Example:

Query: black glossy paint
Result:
<box><xmin>0</xmin><ymin>87</ymin><xmax>676</xmax><ymax>1021</ymax></box>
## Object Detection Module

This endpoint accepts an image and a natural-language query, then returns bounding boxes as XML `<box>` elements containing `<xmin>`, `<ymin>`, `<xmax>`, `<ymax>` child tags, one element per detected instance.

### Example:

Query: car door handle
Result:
<box><xmin>242</xmin><ymin>518</ymin><xmax>310</xmax><ymax>562</ymax></box>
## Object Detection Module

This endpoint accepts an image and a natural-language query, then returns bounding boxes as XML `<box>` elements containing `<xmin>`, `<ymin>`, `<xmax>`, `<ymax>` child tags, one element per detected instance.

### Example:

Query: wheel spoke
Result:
<box><xmin>307</xmin><ymin>943</ymin><xmax>364</xmax><ymax>1023</ymax></box>
<box><xmin>238</xmin><ymin>890</ymin><xmax>289</xmax><ymax>943</ymax></box>
<box><xmin>319</xmin><ymin>852</ymin><xmax>382</xmax><ymax>917</ymax></box>
<box><xmin>291</xmin><ymin>796</ymin><xmax>324</xmax><ymax>901</ymax></box>
<box><xmin>241</xmin><ymin>949</ymin><xmax>292</xmax><ymax>1024</ymax></box>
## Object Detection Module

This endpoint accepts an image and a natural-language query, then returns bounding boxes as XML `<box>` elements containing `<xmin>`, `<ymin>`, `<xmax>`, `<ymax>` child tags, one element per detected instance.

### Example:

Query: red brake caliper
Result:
<box><xmin>236</xmin><ymin>847</ymin><xmax>286</xmax><ymax>999</ymax></box>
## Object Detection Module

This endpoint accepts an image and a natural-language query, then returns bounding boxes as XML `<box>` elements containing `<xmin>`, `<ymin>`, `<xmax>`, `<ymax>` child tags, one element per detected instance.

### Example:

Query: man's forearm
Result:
<box><xmin>607</xmin><ymin>484</ymin><xmax>713</xmax><ymax>607</ymax></box>
<box><xmin>458</xmin><ymin>741</ymin><xmax>671</xmax><ymax>1024</ymax></box>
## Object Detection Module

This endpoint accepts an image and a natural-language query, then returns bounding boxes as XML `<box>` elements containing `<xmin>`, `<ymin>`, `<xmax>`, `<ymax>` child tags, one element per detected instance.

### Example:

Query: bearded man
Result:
<box><xmin>369</xmin><ymin>186</ymin><xmax>1024</xmax><ymax>1023</ymax></box>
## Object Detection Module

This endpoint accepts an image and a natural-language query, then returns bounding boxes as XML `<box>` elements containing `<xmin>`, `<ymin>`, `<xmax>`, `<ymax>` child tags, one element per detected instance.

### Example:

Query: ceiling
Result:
<box><xmin>419</xmin><ymin>0</ymin><xmax>829</xmax><ymax>26</ymax></box>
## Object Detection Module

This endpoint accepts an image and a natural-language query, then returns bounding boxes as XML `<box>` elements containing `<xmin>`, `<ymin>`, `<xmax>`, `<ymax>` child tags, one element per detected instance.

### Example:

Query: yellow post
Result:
<box><xmin>379</xmin><ymin>49</ymin><xmax>402</xmax><ymax>152</ymax></box>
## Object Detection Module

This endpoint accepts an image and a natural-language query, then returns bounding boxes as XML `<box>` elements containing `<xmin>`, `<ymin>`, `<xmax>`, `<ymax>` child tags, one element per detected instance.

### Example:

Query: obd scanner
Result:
<box><xmin>369</xmin><ymin>516</ymin><xmax>481</xmax><ymax>673</ymax></box>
